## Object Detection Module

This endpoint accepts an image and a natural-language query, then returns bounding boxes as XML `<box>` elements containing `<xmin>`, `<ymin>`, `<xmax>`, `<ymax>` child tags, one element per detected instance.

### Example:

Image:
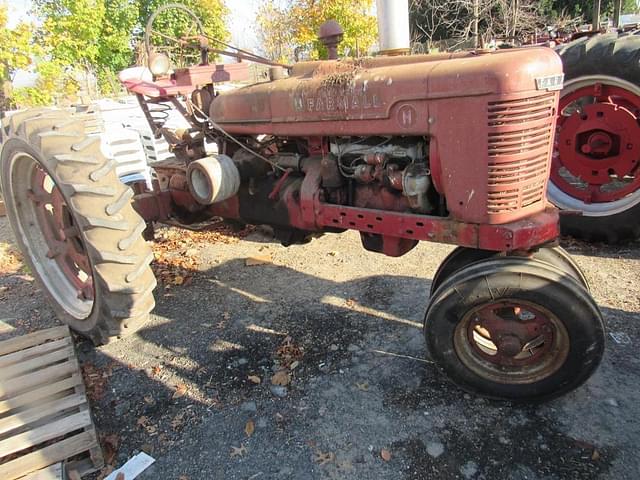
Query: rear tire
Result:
<box><xmin>425</xmin><ymin>258</ymin><xmax>604</xmax><ymax>401</ymax></box>
<box><xmin>1</xmin><ymin>109</ymin><xmax>156</xmax><ymax>344</ymax></box>
<box><xmin>552</xmin><ymin>33</ymin><xmax>640</xmax><ymax>243</ymax></box>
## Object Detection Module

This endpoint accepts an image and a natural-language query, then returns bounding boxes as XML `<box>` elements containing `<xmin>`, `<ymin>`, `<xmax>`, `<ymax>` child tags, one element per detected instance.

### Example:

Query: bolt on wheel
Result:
<box><xmin>21</xmin><ymin>160</ymin><xmax>95</xmax><ymax>317</ymax></box>
<box><xmin>425</xmin><ymin>257</ymin><xmax>604</xmax><ymax>401</ymax></box>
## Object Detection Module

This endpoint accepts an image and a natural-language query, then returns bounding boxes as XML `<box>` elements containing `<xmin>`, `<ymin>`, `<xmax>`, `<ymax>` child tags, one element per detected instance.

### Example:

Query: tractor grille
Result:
<box><xmin>486</xmin><ymin>93</ymin><xmax>556</xmax><ymax>216</ymax></box>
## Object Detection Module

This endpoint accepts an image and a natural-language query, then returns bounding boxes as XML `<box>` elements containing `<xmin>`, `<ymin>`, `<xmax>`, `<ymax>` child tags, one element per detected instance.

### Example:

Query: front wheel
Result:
<box><xmin>425</xmin><ymin>258</ymin><xmax>604</xmax><ymax>401</ymax></box>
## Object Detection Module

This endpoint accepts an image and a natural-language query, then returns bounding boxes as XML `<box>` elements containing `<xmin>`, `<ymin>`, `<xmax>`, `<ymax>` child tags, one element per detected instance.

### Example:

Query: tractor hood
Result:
<box><xmin>209</xmin><ymin>47</ymin><xmax>563</xmax><ymax>137</ymax></box>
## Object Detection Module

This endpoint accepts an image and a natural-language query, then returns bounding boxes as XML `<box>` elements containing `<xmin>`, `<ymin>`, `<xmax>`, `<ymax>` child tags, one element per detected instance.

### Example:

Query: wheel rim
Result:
<box><xmin>454</xmin><ymin>300</ymin><xmax>570</xmax><ymax>384</ymax></box>
<box><xmin>550</xmin><ymin>76</ymin><xmax>640</xmax><ymax>216</ymax></box>
<box><xmin>7</xmin><ymin>151</ymin><xmax>94</xmax><ymax>319</ymax></box>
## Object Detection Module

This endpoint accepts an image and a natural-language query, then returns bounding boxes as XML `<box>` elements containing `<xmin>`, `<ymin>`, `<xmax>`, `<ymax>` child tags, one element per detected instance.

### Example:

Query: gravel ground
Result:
<box><xmin>1</xmin><ymin>216</ymin><xmax>639</xmax><ymax>480</ymax></box>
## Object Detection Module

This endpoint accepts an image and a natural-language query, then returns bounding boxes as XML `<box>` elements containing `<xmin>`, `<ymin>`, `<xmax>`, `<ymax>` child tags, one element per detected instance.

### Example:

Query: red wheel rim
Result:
<box><xmin>553</xmin><ymin>82</ymin><xmax>640</xmax><ymax>203</ymax></box>
<box><xmin>454</xmin><ymin>300</ymin><xmax>569</xmax><ymax>384</ymax></box>
<box><xmin>29</xmin><ymin>166</ymin><xmax>94</xmax><ymax>301</ymax></box>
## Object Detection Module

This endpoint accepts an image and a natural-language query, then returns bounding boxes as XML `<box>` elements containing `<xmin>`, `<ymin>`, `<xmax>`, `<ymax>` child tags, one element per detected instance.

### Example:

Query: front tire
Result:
<box><xmin>425</xmin><ymin>257</ymin><xmax>604</xmax><ymax>401</ymax></box>
<box><xmin>1</xmin><ymin>109</ymin><xmax>156</xmax><ymax>344</ymax></box>
<box><xmin>430</xmin><ymin>245</ymin><xmax>589</xmax><ymax>295</ymax></box>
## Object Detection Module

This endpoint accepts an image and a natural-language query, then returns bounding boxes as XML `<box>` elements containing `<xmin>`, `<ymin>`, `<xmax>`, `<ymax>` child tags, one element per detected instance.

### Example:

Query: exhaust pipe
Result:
<box><xmin>376</xmin><ymin>0</ymin><xmax>411</xmax><ymax>55</ymax></box>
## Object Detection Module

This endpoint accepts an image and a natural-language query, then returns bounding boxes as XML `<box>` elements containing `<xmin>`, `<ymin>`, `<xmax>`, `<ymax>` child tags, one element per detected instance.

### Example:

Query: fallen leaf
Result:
<box><xmin>290</xmin><ymin>361</ymin><xmax>300</xmax><ymax>370</ymax></box>
<box><xmin>173</xmin><ymin>275</ymin><xmax>185</xmax><ymax>285</ymax></box>
<box><xmin>150</xmin><ymin>365</ymin><xmax>162</xmax><ymax>377</ymax></box>
<box><xmin>230</xmin><ymin>445</ymin><xmax>247</xmax><ymax>458</ymax></box>
<box><xmin>313</xmin><ymin>450</ymin><xmax>335</xmax><ymax>465</ymax></box>
<box><xmin>172</xmin><ymin>383</ymin><xmax>188</xmax><ymax>399</ymax></box>
<box><xmin>116</xmin><ymin>474</ymin><xmax>125</xmax><ymax>480</ymax></box>
<box><xmin>141</xmin><ymin>443</ymin><xmax>154</xmax><ymax>455</ymax></box>
<box><xmin>136</xmin><ymin>416</ymin><xmax>149</xmax><ymax>427</ymax></box>
<box><xmin>179</xmin><ymin>476</ymin><xmax>189</xmax><ymax>480</ymax></box>
<box><xmin>245</xmin><ymin>419</ymin><xmax>255</xmax><ymax>437</ymax></box>
<box><xmin>381</xmin><ymin>448</ymin><xmax>392</xmax><ymax>461</ymax></box>
<box><xmin>271</xmin><ymin>370</ymin><xmax>291</xmax><ymax>386</ymax></box>
<box><xmin>247</xmin><ymin>375</ymin><xmax>261</xmax><ymax>384</ymax></box>
<box><xmin>245</xmin><ymin>255</ymin><xmax>272</xmax><ymax>266</ymax></box>
<box><xmin>356</xmin><ymin>382</ymin><xmax>369</xmax><ymax>391</ymax></box>
<box><xmin>101</xmin><ymin>434</ymin><xmax>119</xmax><ymax>464</ymax></box>
<box><xmin>171</xmin><ymin>411</ymin><xmax>186</xmax><ymax>430</ymax></box>
<box><xmin>592</xmin><ymin>449</ymin><xmax>601</xmax><ymax>461</ymax></box>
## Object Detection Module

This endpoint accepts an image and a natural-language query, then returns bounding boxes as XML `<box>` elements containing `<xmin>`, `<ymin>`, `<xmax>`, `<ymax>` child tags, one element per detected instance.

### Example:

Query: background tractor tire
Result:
<box><xmin>0</xmin><ymin>109</ymin><xmax>156</xmax><ymax>344</ymax></box>
<box><xmin>553</xmin><ymin>33</ymin><xmax>640</xmax><ymax>243</ymax></box>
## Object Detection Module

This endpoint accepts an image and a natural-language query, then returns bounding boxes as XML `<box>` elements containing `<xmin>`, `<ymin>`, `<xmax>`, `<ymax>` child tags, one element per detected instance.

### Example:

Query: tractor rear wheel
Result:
<box><xmin>430</xmin><ymin>245</ymin><xmax>589</xmax><ymax>295</ymax></box>
<box><xmin>0</xmin><ymin>109</ymin><xmax>156</xmax><ymax>344</ymax></box>
<box><xmin>552</xmin><ymin>33</ymin><xmax>640</xmax><ymax>243</ymax></box>
<box><xmin>424</xmin><ymin>257</ymin><xmax>604</xmax><ymax>401</ymax></box>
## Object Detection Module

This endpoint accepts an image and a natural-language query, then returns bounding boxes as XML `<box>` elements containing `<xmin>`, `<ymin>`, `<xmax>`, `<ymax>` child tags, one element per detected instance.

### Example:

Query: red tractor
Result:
<box><xmin>0</xmin><ymin>6</ymin><xmax>605</xmax><ymax>401</ymax></box>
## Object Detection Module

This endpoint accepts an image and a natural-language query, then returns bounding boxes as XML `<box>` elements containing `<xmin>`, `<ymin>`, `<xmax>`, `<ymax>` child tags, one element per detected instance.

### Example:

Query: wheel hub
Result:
<box><xmin>453</xmin><ymin>299</ymin><xmax>569</xmax><ymax>385</ymax></box>
<box><xmin>29</xmin><ymin>166</ymin><xmax>95</xmax><ymax>301</ymax></box>
<box><xmin>468</xmin><ymin>302</ymin><xmax>553</xmax><ymax>366</ymax></box>
<box><xmin>553</xmin><ymin>82</ymin><xmax>640</xmax><ymax>204</ymax></box>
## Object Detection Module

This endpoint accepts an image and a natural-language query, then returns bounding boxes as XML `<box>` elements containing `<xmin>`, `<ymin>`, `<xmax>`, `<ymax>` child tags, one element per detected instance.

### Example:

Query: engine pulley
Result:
<box><xmin>187</xmin><ymin>154</ymin><xmax>241</xmax><ymax>205</ymax></box>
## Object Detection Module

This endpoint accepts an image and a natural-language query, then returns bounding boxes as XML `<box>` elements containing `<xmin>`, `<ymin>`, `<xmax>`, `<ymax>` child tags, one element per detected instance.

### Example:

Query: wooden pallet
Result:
<box><xmin>0</xmin><ymin>326</ymin><xmax>103</xmax><ymax>479</ymax></box>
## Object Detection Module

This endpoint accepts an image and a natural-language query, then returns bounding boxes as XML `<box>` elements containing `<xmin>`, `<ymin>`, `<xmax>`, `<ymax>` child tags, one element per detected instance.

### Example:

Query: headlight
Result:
<box><xmin>149</xmin><ymin>52</ymin><xmax>171</xmax><ymax>76</ymax></box>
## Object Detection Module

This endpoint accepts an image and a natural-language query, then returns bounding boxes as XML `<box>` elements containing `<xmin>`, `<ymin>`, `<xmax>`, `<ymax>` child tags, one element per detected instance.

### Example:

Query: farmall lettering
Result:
<box><xmin>293</xmin><ymin>83</ymin><xmax>384</xmax><ymax>117</ymax></box>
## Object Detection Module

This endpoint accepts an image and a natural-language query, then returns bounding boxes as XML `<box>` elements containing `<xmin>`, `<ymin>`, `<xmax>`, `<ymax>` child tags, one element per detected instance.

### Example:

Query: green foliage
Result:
<box><xmin>139</xmin><ymin>0</ymin><xmax>228</xmax><ymax>42</ymax></box>
<box><xmin>12</xmin><ymin>60</ymin><xmax>80</xmax><ymax>108</ymax></box>
<box><xmin>28</xmin><ymin>0</ymin><xmax>229</xmax><ymax>102</ymax></box>
<box><xmin>0</xmin><ymin>4</ymin><xmax>39</xmax><ymax>83</ymax></box>
<box><xmin>257</xmin><ymin>0</ymin><xmax>378</xmax><ymax>61</ymax></box>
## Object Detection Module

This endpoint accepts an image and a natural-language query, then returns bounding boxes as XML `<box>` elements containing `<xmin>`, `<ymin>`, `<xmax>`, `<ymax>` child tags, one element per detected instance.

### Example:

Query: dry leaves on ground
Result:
<box><xmin>271</xmin><ymin>370</ymin><xmax>291</xmax><ymax>386</ymax></box>
<box><xmin>247</xmin><ymin>375</ymin><xmax>261</xmax><ymax>384</ymax></box>
<box><xmin>152</xmin><ymin>222</ymin><xmax>254</xmax><ymax>287</ymax></box>
<box><xmin>82</xmin><ymin>362</ymin><xmax>114</xmax><ymax>401</ymax></box>
<box><xmin>101</xmin><ymin>433</ymin><xmax>120</xmax><ymax>465</ymax></box>
<box><xmin>275</xmin><ymin>336</ymin><xmax>304</xmax><ymax>369</ymax></box>
<box><xmin>172</xmin><ymin>383</ymin><xmax>189</xmax><ymax>399</ymax></box>
<box><xmin>0</xmin><ymin>242</ymin><xmax>23</xmax><ymax>275</ymax></box>
<box><xmin>245</xmin><ymin>419</ymin><xmax>255</xmax><ymax>437</ymax></box>
<box><xmin>380</xmin><ymin>448</ymin><xmax>392</xmax><ymax>461</ymax></box>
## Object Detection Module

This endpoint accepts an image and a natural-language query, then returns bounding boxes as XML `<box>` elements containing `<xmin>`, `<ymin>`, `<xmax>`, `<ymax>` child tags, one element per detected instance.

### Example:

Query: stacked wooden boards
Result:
<box><xmin>0</xmin><ymin>326</ymin><xmax>103</xmax><ymax>479</ymax></box>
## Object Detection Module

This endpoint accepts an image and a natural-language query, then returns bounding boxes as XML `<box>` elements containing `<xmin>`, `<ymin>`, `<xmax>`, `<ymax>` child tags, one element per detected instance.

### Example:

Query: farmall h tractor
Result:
<box><xmin>0</xmin><ymin>4</ymin><xmax>606</xmax><ymax>401</ymax></box>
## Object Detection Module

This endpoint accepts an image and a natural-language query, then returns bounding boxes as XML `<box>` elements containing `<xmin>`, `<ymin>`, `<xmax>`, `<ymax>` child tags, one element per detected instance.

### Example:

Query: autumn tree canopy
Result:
<box><xmin>257</xmin><ymin>0</ymin><xmax>378</xmax><ymax>62</ymax></box>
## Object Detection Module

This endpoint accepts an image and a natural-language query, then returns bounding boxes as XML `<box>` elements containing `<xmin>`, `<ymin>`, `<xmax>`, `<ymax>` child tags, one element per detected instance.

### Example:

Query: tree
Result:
<box><xmin>411</xmin><ymin>0</ymin><xmax>639</xmax><ymax>50</ymax></box>
<box><xmin>257</xmin><ymin>1</ymin><xmax>294</xmax><ymax>63</ymax></box>
<box><xmin>256</xmin><ymin>0</ymin><xmax>378</xmax><ymax>61</ymax></box>
<box><xmin>32</xmin><ymin>0</ymin><xmax>229</xmax><ymax>98</ymax></box>
<box><xmin>0</xmin><ymin>4</ymin><xmax>40</xmax><ymax>108</ymax></box>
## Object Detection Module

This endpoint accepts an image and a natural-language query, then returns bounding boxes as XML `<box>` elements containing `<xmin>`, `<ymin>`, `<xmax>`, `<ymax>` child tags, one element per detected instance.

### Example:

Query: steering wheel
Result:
<box><xmin>144</xmin><ymin>3</ymin><xmax>208</xmax><ymax>72</ymax></box>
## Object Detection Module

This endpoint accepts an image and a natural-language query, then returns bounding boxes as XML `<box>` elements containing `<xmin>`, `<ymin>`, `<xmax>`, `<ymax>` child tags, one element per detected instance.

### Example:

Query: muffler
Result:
<box><xmin>376</xmin><ymin>0</ymin><xmax>411</xmax><ymax>55</ymax></box>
